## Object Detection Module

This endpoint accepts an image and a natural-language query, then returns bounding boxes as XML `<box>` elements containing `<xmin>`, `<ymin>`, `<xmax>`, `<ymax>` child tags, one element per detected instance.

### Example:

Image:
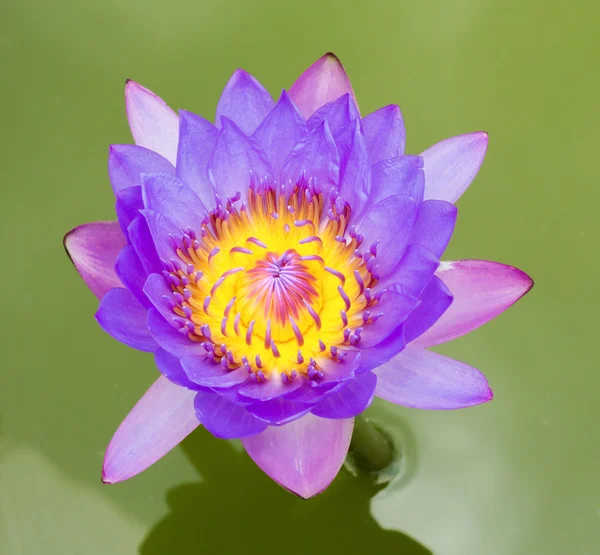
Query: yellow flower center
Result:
<box><xmin>167</xmin><ymin>184</ymin><xmax>378</xmax><ymax>382</ymax></box>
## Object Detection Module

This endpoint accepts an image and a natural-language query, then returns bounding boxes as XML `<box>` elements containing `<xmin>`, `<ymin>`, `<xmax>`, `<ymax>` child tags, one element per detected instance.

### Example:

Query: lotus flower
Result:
<box><xmin>64</xmin><ymin>53</ymin><xmax>533</xmax><ymax>498</ymax></box>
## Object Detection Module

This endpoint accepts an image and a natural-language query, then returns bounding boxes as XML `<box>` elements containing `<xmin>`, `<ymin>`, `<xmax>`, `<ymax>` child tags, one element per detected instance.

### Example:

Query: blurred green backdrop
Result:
<box><xmin>1</xmin><ymin>1</ymin><xmax>598</xmax><ymax>554</ymax></box>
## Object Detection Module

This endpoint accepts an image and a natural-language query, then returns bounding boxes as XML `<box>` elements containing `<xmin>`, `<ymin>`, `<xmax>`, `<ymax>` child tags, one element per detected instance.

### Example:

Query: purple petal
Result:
<box><xmin>359</xmin><ymin>285</ymin><xmax>420</xmax><ymax>348</ymax></box>
<box><xmin>315</xmin><ymin>349</ymin><xmax>362</xmax><ymax>386</ymax></box>
<box><xmin>95</xmin><ymin>288</ymin><xmax>156</xmax><ymax>352</ymax></box>
<box><xmin>194</xmin><ymin>390</ymin><xmax>267</xmax><ymax>439</ymax></box>
<box><xmin>289</xmin><ymin>53</ymin><xmax>358</xmax><ymax>119</ymax></box>
<box><xmin>412</xmin><ymin>260</ymin><xmax>534</xmax><ymax>347</ymax></box>
<box><xmin>338</xmin><ymin>120</ymin><xmax>371</xmax><ymax>217</ymax></box>
<box><xmin>280</xmin><ymin>120</ymin><xmax>339</xmax><ymax>193</ymax></box>
<box><xmin>215</xmin><ymin>69</ymin><xmax>274</xmax><ymax>135</ymax></box>
<box><xmin>146</xmin><ymin>307</ymin><xmax>206</xmax><ymax>357</ymax></box>
<box><xmin>208</xmin><ymin>118</ymin><xmax>273</xmax><ymax>201</ymax></box>
<box><xmin>253</xmin><ymin>91</ymin><xmax>307</xmax><ymax>179</ymax></box>
<box><xmin>154</xmin><ymin>348</ymin><xmax>201</xmax><ymax>389</ymax></box>
<box><xmin>357</xmin><ymin>194</ymin><xmax>418</xmax><ymax>276</ymax></box>
<box><xmin>374</xmin><ymin>345</ymin><xmax>493</xmax><ymax>409</ymax></box>
<box><xmin>362</xmin><ymin>105</ymin><xmax>405</xmax><ymax>164</ymax></box>
<box><xmin>125</xmin><ymin>80</ymin><xmax>179</xmax><ymax>165</ymax></box>
<box><xmin>64</xmin><ymin>222</ymin><xmax>126</xmax><ymax>299</ymax></box>
<box><xmin>142</xmin><ymin>173</ymin><xmax>207</xmax><ymax>231</ymax></box>
<box><xmin>379</xmin><ymin>244</ymin><xmax>440</xmax><ymax>296</ymax></box>
<box><xmin>114</xmin><ymin>244</ymin><xmax>150</xmax><ymax>307</ymax></box>
<box><xmin>102</xmin><ymin>375</ymin><xmax>199</xmax><ymax>483</ymax></box>
<box><xmin>307</xmin><ymin>93</ymin><xmax>359</xmax><ymax>135</ymax></box>
<box><xmin>115</xmin><ymin>186</ymin><xmax>143</xmax><ymax>233</ymax></box>
<box><xmin>421</xmin><ymin>132</ymin><xmax>488</xmax><ymax>203</ymax></box>
<box><xmin>311</xmin><ymin>372</ymin><xmax>377</xmax><ymax>419</ymax></box>
<box><xmin>237</xmin><ymin>371</ymin><xmax>304</xmax><ymax>401</ymax></box>
<box><xmin>403</xmin><ymin>276</ymin><xmax>453</xmax><ymax>344</ymax></box>
<box><xmin>143</xmin><ymin>273</ymin><xmax>178</xmax><ymax>322</ymax></box>
<box><xmin>242</xmin><ymin>413</ymin><xmax>353</xmax><ymax>498</ymax></box>
<box><xmin>176</xmin><ymin>110</ymin><xmax>219</xmax><ymax>208</ymax></box>
<box><xmin>408</xmin><ymin>200</ymin><xmax>457</xmax><ymax>258</ymax></box>
<box><xmin>108</xmin><ymin>144</ymin><xmax>174</xmax><ymax>195</ymax></box>
<box><xmin>181</xmin><ymin>355</ymin><xmax>249</xmax><ymax>388</ymax></box>
<box><xmin>140</xmin><ymin>209</ymin><xmax>181</xmax><ymax>262</ymax></box>
<box><xmin>246</xmin><ymin>396</ymin><xmax>313</xmax><ymax>426</ymax></box>
<box><xmin>283</xmin><ymin>380</ymin><xmax>340</xmax><ymax>405</ymax></box>
<box><xmin>367</xmin><ymin>156</ymin><xmax>424</xmax><ymax>214</ymax></box>
<box><xmin>127</xmin><ymin>215</ymin><xmax>161</xmax><ymax>274</ymax></box>
<box><xmin>357</xmin><ymin>325</ymin><xmax>406</xmax><ymax>373</ymax></box>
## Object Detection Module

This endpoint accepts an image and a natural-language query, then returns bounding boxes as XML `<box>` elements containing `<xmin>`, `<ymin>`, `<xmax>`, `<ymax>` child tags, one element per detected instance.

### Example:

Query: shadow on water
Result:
<box><xmin>140</xmin><ymin>427</ymin><xmax>431</xmax><ymax>555</ymax></box>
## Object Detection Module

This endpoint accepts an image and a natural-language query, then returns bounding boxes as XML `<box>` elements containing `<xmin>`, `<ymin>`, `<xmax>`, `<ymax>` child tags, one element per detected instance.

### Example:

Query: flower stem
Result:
<box><xmin>349</xmin><ymin>413</ymin><xmax>395</xmax><ymax>473</ymax></box>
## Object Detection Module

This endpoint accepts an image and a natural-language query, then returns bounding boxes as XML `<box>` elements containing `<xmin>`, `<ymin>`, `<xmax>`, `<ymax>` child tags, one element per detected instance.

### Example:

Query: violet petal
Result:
<box><xmin>242</xmin><ymin>413</ymin><xmax>354</xmax><ymax>498</ymax></box>
<box><xmin>114</xmin><ymin>244</ymin><xmax>150</xmax><ymax>308</ymax></box>
<box><xmin>311</xmin><ymin>372</ymin><xmax>377</xmax><ymax>419</ymax></box>
<box><xmin>307</xmin><ymin>93</ymin><xmax>359</xmax><ymax>135</ymax></box>
<box><xmin>215</xmin><ymin>69</ymin><xmax>274</xmax><ymax>135</ymax></box>
<box><xmin>115</xmin><ymin>186</ymin><xmax>143</xmax><ymax>234</ymax></box>
<box><xmin>403</xmin><ymin>276</ymin><xmax>453</xmax><ymax>344</ymax></box>
<box><xmin>338</xmin><ymin>120</ymin><xmax>371</xmax><ymax>217</ymax></box>
<box><xmin>142</xmin><ymin>172</ymin><xmax>207</xmax><ymax>232</ymax></box>
<box><xmin>280</xmin><ymin>120</ymin><xmax>339</xmax><ymax>191</ymax></box>
<box><xmin>108</xmin><ymin>144</ymin><xmax>174</xmax><ymax>195</ymax></box>
<box><xmin>147</xmin><ymin>307</ymin><xmax>206</xmax><ymax>357</ymax></box>
<box><xmin>194</xmin><ymin>390</ymin><xmax>268</xmax><ymax>439</ymax></box>
<box><xmin>367</xmin><ymin>155</ymin><xmax>424</xmax><ymax>214</ymax></box>
<box><xmin>95</xmin><ymin>288</ymin><xmax>156</xmax><ymax>352</ymax></box>
<box><xmin>357</xmin><ymin>194</ymin><xmax>418</xmax><ymax>277</ymax></box>
<box><xmin>127</xmin><ymin>215</ymin><xmax>161</xmax><ymax>274</ymax></box>
<box><xmin>359</xmin><ymin>284</ymin><xmax>420</xmax><ymax>348</ymax></box>
<box><xmin>102</xmin><ymin>375</ymin><xmax>198</xmax><ymax>483</ymax></box>
<box><xmin>140</xmin><ymin>209</ymin><xmax>181</xmax><ymax>262</ymax></box>
<box><xmin>378</xmin><ymin>244</ymin><xmax>440</xmax><ymax>296</ymax></box>
<box><xmin>176</xmin><ymin>111</ymin><xmax>219</xmax><ymax>208</ymax></box>
<box><xmin>253</xmin><ymin>90</ymin><xmax>307</xmax><ymax>179</ymax></box>
<box><xmin>154</xmin><ymin>348</ymin><xmax>202</xmax><ymax>390</ymax></box>
<box><xmin>408</xmin><ymin>199</ymin><xmax>457</xmax><ymax>258</ymax></box>
<box><xmin>237</xmin><ymin>371</ymin><xmax>304</xmax><ymax>401</ymax></box>
<box><xmin>356</xmin><ymin>326</ymin><xmax>406</xmax><ymax>373</ymax></box>
<box><xmin>181</xmin><ymin>355</ymin><xmax>249</xmax><ymax>388</ymax></box>
<box><xmin>208</xmin><ymin>117</ymin><xmax>273</xmax><ymax>201</ymax></box>
<box><xmin>375</xmin><ymin>345</ymin><xmax>493</xmax><ymax>409</ymax></box>
<box><xmin>361</xmin><ymin>104</ymin><xmax>405</xmax><ymax>163</ymax></box>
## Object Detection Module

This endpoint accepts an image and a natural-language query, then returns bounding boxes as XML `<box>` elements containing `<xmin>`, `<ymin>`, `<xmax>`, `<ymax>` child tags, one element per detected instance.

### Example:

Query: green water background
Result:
<box><xmin>1</xmin><ymin>1</ymin><xmax>598</xmax><ymax>553</ymax></box>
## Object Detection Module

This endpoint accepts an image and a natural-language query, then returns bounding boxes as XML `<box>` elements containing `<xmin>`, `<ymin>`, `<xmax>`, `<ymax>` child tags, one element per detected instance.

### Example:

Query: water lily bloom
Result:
<box><xmin>64</xmin><ymin>53</ymin><xmax>533</xmax><ymax>498</ymax></box>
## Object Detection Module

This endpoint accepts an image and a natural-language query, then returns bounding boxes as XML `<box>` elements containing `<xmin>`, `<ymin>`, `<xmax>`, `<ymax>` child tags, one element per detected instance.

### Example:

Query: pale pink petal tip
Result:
<box><xmin>242</xmin><ymin>413</ymin><xmax>354</xmax><ymax>499</ymax></box>
<box><xmin>413</xmin><ymin>260</ymin><xmax>534</xmax><ymax>348</ymax></box>
<box><xmin>289</xmin><ymin>52</ymin><xmax>358</xmax><ymax>120</ymax></box>
<box><xmin>63</xmin><ymin>221</ymin><xmax>126</xmax><ymax>299</ymax></box>
<box><xmin>125</xmin><ymin>80</ymin><xmax>179</xmax><ymax>165</ymax></box>
<box><xmin>421</xmin><ymin>131</ymin><xmax>489</xmax><ymax>203</ymax></box>
<box><xmin>102</xmin><ymin>376</ymin><xmax>199</xmax><ymax>484</ymax></box>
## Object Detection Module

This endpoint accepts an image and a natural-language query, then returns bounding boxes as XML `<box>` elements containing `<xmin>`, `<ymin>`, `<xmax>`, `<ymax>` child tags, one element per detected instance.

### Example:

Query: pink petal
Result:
<box><xmin>413</xmin><ymin>260</ymin><xmax>534</xmax><ymax>347</ymax></box>
<box><xmin>125</xmin><ymin>80</ymin><xmax>179</xmax><ymax>165</ymax></box>
<box><xmin>375</xmin><ymin>346</ymin><xmax>493</xmax><ymax>409</ymax></box>
<box><xmin>421</xmin><ymin>132</ymin><xmax>488</xmax><ymax>203</ymax></box>
<box><xmin>242</xmin><ymin>413</ymin><xmax>353</xmax><ymax>498</ymax></box>
<box><xmin>102</xmin><ymin>376</ymin><xmax>199</xmax><ymax>484</ymax></box>
<box><xmin>64</xmin><ymin>221</ymin><xmax>126</xmax><ymax>299</ymax></box>
<box><xmin>288</xmin><ymin>52</ymin><xmax>358</xmax><ymax>120</ymax></box>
